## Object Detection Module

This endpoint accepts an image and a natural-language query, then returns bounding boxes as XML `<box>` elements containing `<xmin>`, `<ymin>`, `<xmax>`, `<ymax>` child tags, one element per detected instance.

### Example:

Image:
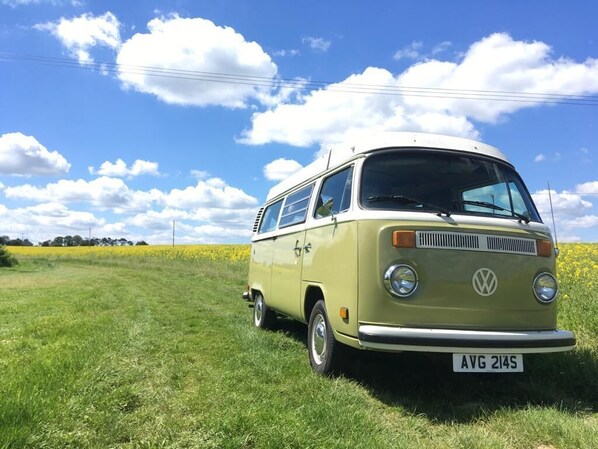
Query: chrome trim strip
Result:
<box><xmin>358</xmin><ymin>325</ymin><xmax>576</xmax><ymax>354</ymax></box>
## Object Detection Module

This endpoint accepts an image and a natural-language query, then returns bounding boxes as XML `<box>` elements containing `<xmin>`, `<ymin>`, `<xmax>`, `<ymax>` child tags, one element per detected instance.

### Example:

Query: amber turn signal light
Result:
<box><xmin>392</xmin><ymin>230</ymin><xmax>416</xmax><ymax>248</ymax></box>
<box><xmin>536</xmin><ymin>239</ymin><xmax>553</xmax><ymax>257</ymax></box>
<box><xmin>340</xmin><ymin>307</ymin><xmax>349</xmax><ymax>319</ymax></box>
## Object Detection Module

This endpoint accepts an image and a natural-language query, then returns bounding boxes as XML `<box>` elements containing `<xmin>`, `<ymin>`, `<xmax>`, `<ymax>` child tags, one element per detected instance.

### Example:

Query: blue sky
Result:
<box><xmin>1</xmin><ymin>0</ymin><xmax>597</xmax><ymax>244</ymax></box>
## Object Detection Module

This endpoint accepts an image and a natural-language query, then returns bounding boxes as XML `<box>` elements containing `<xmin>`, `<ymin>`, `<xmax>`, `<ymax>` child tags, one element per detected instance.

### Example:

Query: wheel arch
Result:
<box><xmin>250</xmin><ymin>287</ymin><xmax>263</xmax><ymax>302</ymax></box>
<box><xmin>304</xmin><ymin>284</ymin><xmax>325</xmax><ymax>322</ymax></box>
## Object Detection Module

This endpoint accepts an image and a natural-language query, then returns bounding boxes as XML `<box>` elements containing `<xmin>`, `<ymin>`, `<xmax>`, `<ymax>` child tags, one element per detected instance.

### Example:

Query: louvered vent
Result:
<box><xmin>486</xmin><ymin>236</ymin><xmax>536</xmax><ymax>255</ymax></box>
<box><xmin>418</xmin><ymin>231</ymin><xmax>480</xmax><ymax>250</ymax></box>
<box><xmin>416</xmin><ymin>231</ymin><xmax>537</xmax><ymax>256</ymax></box>
<box><xmin>252</xmin><ymin>207</ymin><xmax>265</xmax><ymax>233</ymax></box>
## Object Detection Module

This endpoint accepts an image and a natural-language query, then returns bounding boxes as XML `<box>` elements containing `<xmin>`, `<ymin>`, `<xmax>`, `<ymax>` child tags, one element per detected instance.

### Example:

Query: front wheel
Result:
<box><xmin>308</xmin><ymin>300</ymin><xmax>343</xmax><ymax>375</ymax></box>
<box><xmin>253</xmin><ymin>293</ymin><xmax>276</xmax><ymax>330</ymax></box>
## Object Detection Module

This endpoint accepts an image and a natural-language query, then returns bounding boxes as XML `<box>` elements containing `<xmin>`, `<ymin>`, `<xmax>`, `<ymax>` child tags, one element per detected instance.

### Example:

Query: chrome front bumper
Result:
<box><xmin>358</xmin><ymin>325</ymin><xmax>576</xmax><ymax>354</ymax></box>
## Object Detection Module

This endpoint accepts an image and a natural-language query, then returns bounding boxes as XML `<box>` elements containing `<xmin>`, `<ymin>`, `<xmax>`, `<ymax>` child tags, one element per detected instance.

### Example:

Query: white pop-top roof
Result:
<box><xmin>266</xmin><ymin>132</ymin><xmax>509</xmax><ymax>201</ymax></box>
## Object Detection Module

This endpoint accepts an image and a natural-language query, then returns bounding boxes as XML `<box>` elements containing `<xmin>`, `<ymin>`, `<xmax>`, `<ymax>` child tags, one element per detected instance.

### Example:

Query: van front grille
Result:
<box><xmin>418</xmin><ymin>231</ymin><xmax>480</xmax><ymax>250</ymax></box>
<box><xmin>486</xmin><ymin>235</ymin><xmax>536</xmax><ymax>254</ymax></box>
<box><xmin>416</xmin><ymin>231</ymin><xmax>537</xmax><ymax>256</ymax></box>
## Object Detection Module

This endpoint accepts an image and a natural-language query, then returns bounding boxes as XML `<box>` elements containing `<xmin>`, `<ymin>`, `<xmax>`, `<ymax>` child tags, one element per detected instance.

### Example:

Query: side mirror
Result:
<box><xmin>316</xmin><ymin>198</ymin><xmax>335</xmax><ymax>219</ymax></box>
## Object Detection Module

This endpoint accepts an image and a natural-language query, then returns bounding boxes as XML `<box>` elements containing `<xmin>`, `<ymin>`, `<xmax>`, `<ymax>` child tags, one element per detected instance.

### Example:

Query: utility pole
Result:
<box><xmin>172</xmin><ymin>220</ymin><xmax>175</xmax><ymax>247</ymax></box>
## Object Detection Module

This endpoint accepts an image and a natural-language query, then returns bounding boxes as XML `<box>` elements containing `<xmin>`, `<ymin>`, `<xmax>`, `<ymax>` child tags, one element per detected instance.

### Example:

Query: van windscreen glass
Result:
<box><xmin>360</xmin><ymin>150</ymin><xmax>540</xmax><ymax>222</ymax></box>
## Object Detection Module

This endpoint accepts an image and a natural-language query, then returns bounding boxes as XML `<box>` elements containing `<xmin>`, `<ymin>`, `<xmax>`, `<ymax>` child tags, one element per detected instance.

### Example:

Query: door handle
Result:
<box><xmin>293</xmin><ymin>240</ymin><xmax>302</xmax><ymax>256</ymax></box>
<box><xmin>303</xmin><ymin>243</ymin><xmax>312</xmax><ymax>253</ymax></box>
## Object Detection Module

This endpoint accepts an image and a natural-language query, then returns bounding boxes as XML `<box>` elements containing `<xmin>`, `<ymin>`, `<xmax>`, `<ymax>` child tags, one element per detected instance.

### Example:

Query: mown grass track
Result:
<box><xmin>0</xmin><ymin>246</ymin><xmax>597</xmax><ymax>448</ymax></box>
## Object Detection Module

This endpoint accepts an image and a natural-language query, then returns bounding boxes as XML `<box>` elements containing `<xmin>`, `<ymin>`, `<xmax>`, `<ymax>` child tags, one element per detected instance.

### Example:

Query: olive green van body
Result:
<box><xmin>245</xmin><ymin>133</ymin><xmax>574</xmax><ymax>373</ymax></box>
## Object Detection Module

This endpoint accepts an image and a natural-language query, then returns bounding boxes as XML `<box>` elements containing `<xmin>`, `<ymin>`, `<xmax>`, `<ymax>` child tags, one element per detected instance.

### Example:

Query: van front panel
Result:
<box><xmin>357</xmin><ymin>219</ymin><xmax>558</xmax><ymax>331</ymax></box>
<box><xmin>302</xmin><ymin>219</ymin><xmax>358</xmax><ymax>334</ymax></box>
<box><xmin>270</xmin><ymin>229</ymin><xmax>306</xmax><ymax>317</ymax></box>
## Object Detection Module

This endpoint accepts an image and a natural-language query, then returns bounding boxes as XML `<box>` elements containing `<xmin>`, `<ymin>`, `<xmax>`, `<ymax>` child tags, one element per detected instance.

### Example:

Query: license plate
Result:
<box><xmin>452</xmin><ymin>354</ymin><xmax>523</xmax><ymax>373</ymax></box>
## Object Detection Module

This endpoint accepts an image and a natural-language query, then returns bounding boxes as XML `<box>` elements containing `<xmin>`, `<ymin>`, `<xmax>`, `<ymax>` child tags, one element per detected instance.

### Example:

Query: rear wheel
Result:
<box><xmin>253</xmin><ymin>293</ymin><xmax>276</xmax><ymax>329</ymax></box>
<box><xmin>308</xmin><ymin>300</ymin><xmax>343</xmax><ymax>375</ymax></box>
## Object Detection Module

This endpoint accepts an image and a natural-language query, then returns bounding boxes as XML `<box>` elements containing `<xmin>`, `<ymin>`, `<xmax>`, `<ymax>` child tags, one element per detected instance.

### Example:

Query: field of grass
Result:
<box><xmin>1</xmin><ymin>244</ymin><xmax>597</xmax><ymax>448</ymax></box>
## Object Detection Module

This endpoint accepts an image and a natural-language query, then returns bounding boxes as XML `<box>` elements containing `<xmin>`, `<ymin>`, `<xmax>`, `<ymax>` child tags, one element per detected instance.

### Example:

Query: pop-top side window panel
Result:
<box><xmin>257</xmin><ymin>200</ymin><xmax>283</xmax><ymax>234</ymax></box>
<box><xmin>279</xmin><ymin>184</ymin><xmax>314</xmax><ymax>228</ymax></box>
<box><xmin>315</xmin><ymin>166</ymin><xmax>353</xmax><ymax>219</ymax></box>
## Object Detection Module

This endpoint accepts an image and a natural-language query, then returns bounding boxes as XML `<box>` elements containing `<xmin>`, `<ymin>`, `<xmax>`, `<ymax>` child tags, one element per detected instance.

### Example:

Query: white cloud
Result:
<box><xmin>241</xmin><ymin>66</ymin><xmax>478</xmax><ymax>147</ymax></box>
<box><xmin>129</xmin><ymin>208</ymin><xmax>189</xmax><ymax>230</ymax></box>
<box><xmin>563</xmin><ymin>215</ymin><xmax>598</xmax><ymax>229</ymax></box>
<box><xmin>533</xmin><ymin>189</ymin><xmax>592</xmax><ymax>218</ymax></box>
<box><xmin>164</xmin><ymin>178</ymin><xmax>258</xmax><ymax>209</ymax></box>
<box><xmin>0</xmin><ymin>202</ymin><xmax>106</xmax><ymax>243</ymax></box>
<box><xmin>1</xmin><ymin>174</ymin><xmax>259</xmax><ymax>244</ymax></box>
<box><xmin>397</xmin><ymin>33</ymin><xmax>598</xmax><ymax>123</ymax></box>
<box><xmin>302</xmin><ymin>36</ymin><xmax>331</xmax><ymax>52</ymax></box>
<box><xmin>263</xmin><ymin>158</ymin><xmax>303</xmax><ymax>181</ymax></box>
<box><xmin>534</xmin><ymin>152</ymin><xmax>562</xmax><ymax>163</ymax></box>
<box><xmin>5</xmin><ymin>176</ymin><xmax>162</xmax><ymax>212</ymax></box>
<box><xmin>191</xmin><ymin>224</ymin><xmax>252</xmax><ymax>239</ymax></box>
<box><xmin>116</xmin><ymin>15</ymin><xmax>278</xmax><ymax>108</ymax></box>
<box><xmin>36</xmin><ymin>12</ymin><xmax>121</xmax><ymax>63</ymax></box>
<box><xmin>393</xmin><ymin>41</ymin><xmax>423</xmax><ymax>60</ymax></box>
<box><xmin>532</xmin><ymin>189</ymin><xmax>596</xmax><ymax>241</ymax></box>
<box><xmin>190</xmin><ymin>169</ymin><xmax>210</xmax><ymax>180</ymax></box>
<box><xmin>89</xmin><ymin>158</ymin><xmax>160</xmax><ymax>177</ymax></box>
<box><xmin>272</xmin><ymin>49</ymin><xmax>300</xmax><ymax>57</ymax></box>
<box><xmin>241</xmin><ymin>33</ymin><xmax>598</xmax><ymax>148</ymax></box>
<box><xmin>5</xmin><ymin>175</ymin><xmax>256</xmax><ymax>214</ymax></box>
<box><xmin>575</xmin><ymin>181</ymin><xmax>598</xmax><ymax>195</ymax></box>
<box><xmin>128</xmin><ymin>204</ymin><xmax>256</xmax><ymax>241</ymax></box>
<box><xmin>432</xmin><ymin>41</ymin><xmax>453</xmax><ymax>55</ymax></box>
<box><xmin>0</xmin><ymin>132</ymin><xmax>71</xmax><ymax>176</ymax></box>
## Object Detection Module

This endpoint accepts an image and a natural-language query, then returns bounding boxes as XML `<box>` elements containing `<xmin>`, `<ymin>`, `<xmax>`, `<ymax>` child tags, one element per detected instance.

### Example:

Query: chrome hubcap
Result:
<box><xmin>311</xmin><ymin>314</ymin><xmax>327</xmax><ymax>365</ymax></box>
<box><xmin>254</xmin><ymin>298</ymin><xmax>263</xmax><ymax>325</ymax></box>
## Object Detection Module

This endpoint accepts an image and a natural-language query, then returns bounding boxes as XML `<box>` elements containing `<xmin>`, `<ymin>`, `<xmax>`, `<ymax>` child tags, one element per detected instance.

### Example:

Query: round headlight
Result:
<box><xmin>533</xmin><ymin>273</ymin><xmax>558</xmax><ymax>304</ymax></box>
<box><xmin>384</xmin><ymin>264</ymin><xmax>418</xmax><ymax>297</ymax></box>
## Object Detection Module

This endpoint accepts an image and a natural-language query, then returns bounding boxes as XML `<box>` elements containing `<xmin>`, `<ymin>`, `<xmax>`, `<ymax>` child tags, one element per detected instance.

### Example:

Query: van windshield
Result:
<box><xmin>360</xmin><ymin>149</ymin><xmax>541</xmax><ymax>222</ymax></box>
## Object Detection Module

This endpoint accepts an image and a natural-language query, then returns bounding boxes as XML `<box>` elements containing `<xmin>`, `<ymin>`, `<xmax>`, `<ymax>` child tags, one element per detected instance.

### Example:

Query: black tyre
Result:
<box><xmin>253</xmin><ymin>293</ymin><xmax>276</xmax><ymax>329</ymax></box>
<box><xmin>308</xmin><ymin>300</ymin><xmax>343</xmax><ymax>375</ymax></box>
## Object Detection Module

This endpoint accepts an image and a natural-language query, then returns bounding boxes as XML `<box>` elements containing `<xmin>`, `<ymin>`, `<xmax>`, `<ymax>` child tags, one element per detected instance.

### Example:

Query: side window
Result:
<box><xmin>279</xmin><ymin>184</ymin><xmax>314</xmax><ymax>228</ymax></box>
<box><xmin>315</xmin><ymin>166</ymin><xmax>353</xmax><ymax>219</ymax></box>
<box><xmin>258</xmin><ymin>200</ymin><xmax>283</xmax><ymax>234</ymax></box>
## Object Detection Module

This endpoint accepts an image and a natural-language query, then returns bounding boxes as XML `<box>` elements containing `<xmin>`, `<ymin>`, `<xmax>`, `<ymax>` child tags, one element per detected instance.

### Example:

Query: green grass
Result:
<box><xmin>0</xmin><ymin>254</ymin><xmax>596</xmax><ymax>448</ymax></box>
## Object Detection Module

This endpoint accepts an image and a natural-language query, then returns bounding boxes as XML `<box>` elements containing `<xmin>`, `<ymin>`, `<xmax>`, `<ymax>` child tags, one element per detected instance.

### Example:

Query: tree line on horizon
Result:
<box><xmin>0</xmin><ymin>235</ymin><xmax>149</xmax><ymax>247</ymax></box>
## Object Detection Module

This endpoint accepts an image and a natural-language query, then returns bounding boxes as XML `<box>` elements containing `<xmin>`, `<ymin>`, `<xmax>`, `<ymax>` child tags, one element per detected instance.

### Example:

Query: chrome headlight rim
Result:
<box><xmin>384</xmin><ymin>263</ymin><xmax>418</xmax><ymax>298</ymax></box>
<box><xmin>532</xmin><ymin>272</ymin><xmax>558</xmax><ymax>304</ymax></box>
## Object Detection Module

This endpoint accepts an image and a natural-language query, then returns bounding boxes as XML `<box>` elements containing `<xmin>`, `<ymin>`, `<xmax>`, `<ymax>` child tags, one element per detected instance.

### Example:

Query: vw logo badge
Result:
<box><xmin>472</xmin><ymin>268</ymin><xmax>498</xmax><ymax>296</ymax></box>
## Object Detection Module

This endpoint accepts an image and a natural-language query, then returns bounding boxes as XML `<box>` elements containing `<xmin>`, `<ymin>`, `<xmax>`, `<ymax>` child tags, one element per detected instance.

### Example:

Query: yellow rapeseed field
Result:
<box><xmin>8</xmin><ymin>244</ymin><xmax>251</xmax><ymax>263</ymax></box>
<box><xmin>556</xmin><ymin>243</ymin><xmax>598</xmax><ymax>291</ymax></box>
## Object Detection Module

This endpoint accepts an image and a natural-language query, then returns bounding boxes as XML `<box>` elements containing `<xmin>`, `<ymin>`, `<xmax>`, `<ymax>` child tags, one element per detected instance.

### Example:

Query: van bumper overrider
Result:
<box><xmin>358</xmin><ymin>325</ymin><xmax>576</xmax><ymax>353</ymax></box>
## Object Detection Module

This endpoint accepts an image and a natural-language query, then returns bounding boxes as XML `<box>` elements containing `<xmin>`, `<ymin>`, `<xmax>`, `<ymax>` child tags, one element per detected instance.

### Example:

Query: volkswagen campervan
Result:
<box><xmin>243</xmin><ymin>133</ymin><xmax>575</xmax><ymax>374</ymax></box>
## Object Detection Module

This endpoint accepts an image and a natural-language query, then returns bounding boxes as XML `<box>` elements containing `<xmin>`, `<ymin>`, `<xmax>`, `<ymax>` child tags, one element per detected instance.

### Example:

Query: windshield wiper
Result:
<box><xmin>367</xmin><ymin>195</ymin><xmax>451</xmax><ymax>217</ymax></box>
<box><xmin>459</xmin><ymin>200</ymin><xmax>530</xmax><ymax>223</ymax></box>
